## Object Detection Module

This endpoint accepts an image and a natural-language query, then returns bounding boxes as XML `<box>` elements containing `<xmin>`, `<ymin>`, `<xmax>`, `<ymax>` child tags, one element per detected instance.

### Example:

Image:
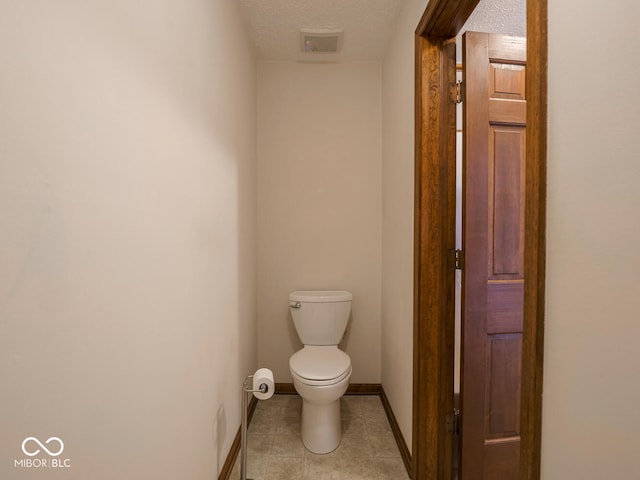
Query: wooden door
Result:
<box><xmin>460</xmin><ymin>31</ymin><xmax>526</xmax><ymax>480</ymax></box>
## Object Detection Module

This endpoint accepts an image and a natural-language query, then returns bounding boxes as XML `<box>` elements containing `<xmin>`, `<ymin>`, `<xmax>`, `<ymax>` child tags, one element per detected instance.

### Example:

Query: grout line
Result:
<box><xmin>221</xmin><ymin>387</ymin><xmax>412</xmax><ymax>479</ymax></box>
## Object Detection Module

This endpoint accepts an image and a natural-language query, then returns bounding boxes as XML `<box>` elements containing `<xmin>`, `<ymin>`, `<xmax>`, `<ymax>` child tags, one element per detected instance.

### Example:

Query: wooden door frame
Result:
<box><xmin>412</xmin><ymin>1</ymin><xmax>547</xmax><ymax>479</ymax></box>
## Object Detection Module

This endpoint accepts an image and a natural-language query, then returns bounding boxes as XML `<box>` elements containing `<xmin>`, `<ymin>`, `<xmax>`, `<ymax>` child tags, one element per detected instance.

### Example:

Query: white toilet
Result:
<box><xmin>288</xmin><ymin>290</ymin><xmax>353</xmax><ymax>454</ymax></box>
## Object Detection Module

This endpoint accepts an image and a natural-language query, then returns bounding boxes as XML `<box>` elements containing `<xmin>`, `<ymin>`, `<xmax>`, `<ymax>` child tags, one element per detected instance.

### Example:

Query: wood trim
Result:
<box><xmin>275</xmin><ymin>383</ymin><xmax>297</xmax><ymax>394</ymax></box>
<box><xmin>217</xmin><ymin>396</ymin><xmax>258</xmax><ymax>480</ymax></box>
<box><xmin>275</xmin><ymin>383</ymin><xmax>382</xmax><ymax>395</ymax></box>
<box><xmin>344</xmin><ymin>383</ymin><xmax>382</xmax><ymax>395</ymax></box>
<box><xmin>520</xmin><ymin>1</ymin><xmax>548</xmax><ymax>479</ymax></box>
<box><xmin>416</xmin><ymin>0</ymin><xmax>481</xmax><ymax>38</ymax></box>
<box><xmin>412</xmin><ymin>33</ymin><xmax>457</xmax><ymax>480</ymax></box>
<box><xmin>413</xmin><ymin>1</ymin><xmax>547</xmax><ymax>480</ymax></box>
<box><xmin>380</xmin><ymin>387</ymin><xmax>413</xmax><ymax>478</ymax></box>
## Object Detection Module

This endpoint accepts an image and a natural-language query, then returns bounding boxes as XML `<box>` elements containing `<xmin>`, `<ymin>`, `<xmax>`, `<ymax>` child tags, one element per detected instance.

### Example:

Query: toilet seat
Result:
<box><xmin>291</xmin><ymin>365</ymin><xmax>352</xmax><ymax>387</ymax></box>
<box><xmin>290</xmin><ymin>346</ymin><xmax>351</xmax><ymax>386</ymax></box>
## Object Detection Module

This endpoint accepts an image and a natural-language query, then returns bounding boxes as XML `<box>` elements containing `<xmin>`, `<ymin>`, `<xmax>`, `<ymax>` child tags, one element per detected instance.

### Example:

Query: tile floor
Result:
<box><xmin>229</xmin><ymin>394</ymin><xmax>410</xmax><ymax>480</ymax></box>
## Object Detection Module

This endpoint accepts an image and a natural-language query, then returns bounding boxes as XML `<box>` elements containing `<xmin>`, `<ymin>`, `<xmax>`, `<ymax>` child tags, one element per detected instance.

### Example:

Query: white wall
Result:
<box><xmin>381</xmin><ymin>0</ymin><xmax>428</xmax><ymax>453</ymax></box>
<box><xmin>542</xmin><ymin>1</ymin><xmax>640</xmax><ymax>478</ymax></box>
<box><xmin>0</xmin><ymin>1</ymin><xmax>256</xmax><ymax>478</ymax></box>
<box><xmin>257</xmin><ymin>61</ymin><xmax>382</xmax><ymax>384</ymax></box>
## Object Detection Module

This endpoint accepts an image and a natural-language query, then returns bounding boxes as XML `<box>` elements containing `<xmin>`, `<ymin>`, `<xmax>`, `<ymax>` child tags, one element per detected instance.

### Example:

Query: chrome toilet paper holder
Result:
<box><xmin>240</xmin><ymin>375</ymin><xmax>269</xmax><ymax>480</ymax></box>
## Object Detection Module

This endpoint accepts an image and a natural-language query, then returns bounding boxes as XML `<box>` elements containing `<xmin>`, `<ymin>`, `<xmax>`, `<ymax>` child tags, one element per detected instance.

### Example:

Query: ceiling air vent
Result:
<box><xmin>300</xmin><ymin>29</ymin><xmax>343</xmax><ymax>53</ymax></box>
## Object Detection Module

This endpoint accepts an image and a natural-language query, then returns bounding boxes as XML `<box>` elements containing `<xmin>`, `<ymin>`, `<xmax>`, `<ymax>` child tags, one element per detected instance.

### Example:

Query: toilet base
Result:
<box><xmin>301</xmin><ymin>398</ymin><xmax>341</xmax><ymax>454</ymax></box>
<box><xmin>291</xmin><ymin>372</ymin><xmax>350</xmax><ymax>455</ymax></box>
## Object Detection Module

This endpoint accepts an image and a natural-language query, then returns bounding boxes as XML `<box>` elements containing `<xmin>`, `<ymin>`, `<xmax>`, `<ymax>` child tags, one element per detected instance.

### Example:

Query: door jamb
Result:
<box><xmin>412</xmin><ymin>1</ymin><xmax>547</xmax><ymax>479</ymax></box>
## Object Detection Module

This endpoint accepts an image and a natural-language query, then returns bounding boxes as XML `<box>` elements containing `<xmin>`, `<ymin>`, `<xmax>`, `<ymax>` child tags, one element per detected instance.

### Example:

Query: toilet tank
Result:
<box><xmin>289</xmin><ymin>290</ymin><xmax>352</xmax><ymax>346</ymax></box>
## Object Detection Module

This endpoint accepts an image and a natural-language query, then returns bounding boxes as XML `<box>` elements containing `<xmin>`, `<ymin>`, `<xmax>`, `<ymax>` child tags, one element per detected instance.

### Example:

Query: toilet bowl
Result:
<box><xmin>288</xmin><ymin>290</ymin><xmax>353</xmax><ymax>454</ymax></box>
<box><xmin>289</xmin><ymin>345</ymin><xmax>352</xmax><ymax>454</ymax></box>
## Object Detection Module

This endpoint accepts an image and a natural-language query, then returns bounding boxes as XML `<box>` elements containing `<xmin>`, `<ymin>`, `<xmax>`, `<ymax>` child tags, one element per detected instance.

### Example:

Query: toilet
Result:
<box><xmin>288</xmin><ymin>290</ymin><xmax>353</xmax><ymax>454</ymax></box>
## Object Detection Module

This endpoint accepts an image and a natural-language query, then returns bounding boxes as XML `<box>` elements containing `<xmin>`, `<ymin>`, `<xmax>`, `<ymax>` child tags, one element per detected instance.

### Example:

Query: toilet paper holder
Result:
<box><xmin>240</xmin><ymin>373</ymin><xmax>272</xmax><ymax>480</ymax></box>
<box><xmin>243</xmin><ymin>375</ymin><xmax>269</xmax><ymax>395</ymax></box>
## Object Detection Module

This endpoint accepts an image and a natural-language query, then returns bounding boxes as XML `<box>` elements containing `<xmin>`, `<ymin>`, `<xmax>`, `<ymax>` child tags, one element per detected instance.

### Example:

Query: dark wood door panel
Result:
<box><xmin>487</xmin><ymin>282</ymin><xmax>524</xmax><ymax>333</ymax></box>
<box><xmin>486</xmin><ymin>333</ymin><xmax>522</xmax><ymax>438</ymax></box>
<box><xmin>489</xmin><ymin>125</ymin><xmax>526</xmax><ymax>279</ymax></box>
<box><xmin>461</xmin><ymin>31</ymin><xmax>526</xmax><ymax>480</ymax></box>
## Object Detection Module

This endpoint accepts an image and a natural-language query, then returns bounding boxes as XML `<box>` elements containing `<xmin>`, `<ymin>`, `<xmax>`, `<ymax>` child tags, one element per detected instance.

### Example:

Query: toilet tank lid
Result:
<box><xmin>289</xmin><ymin>290</ymin><xmax>352</xmax><ymax>303</ymax></box>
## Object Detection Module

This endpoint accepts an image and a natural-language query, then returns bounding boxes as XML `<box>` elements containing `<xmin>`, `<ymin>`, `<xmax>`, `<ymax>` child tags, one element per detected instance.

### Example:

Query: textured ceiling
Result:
<box><xmin>238</xmin><ymin>0</ymin><xmax>405</xmax><ymax>62</ymax></box>
<box><xmin>457</xmin><ymin>0</ymin><xmax>526</xmax><ymax>60</ymax></box>
<box><xmin>462</xmin><ymin>0</ymin><xmax>526</xmax><ymax>37</ymax></box>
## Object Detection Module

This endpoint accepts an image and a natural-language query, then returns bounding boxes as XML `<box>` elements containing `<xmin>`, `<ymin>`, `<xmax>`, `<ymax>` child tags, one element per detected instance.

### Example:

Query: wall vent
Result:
<box><xmin>300</xmin><ymin>29</ymin><xmax>343</xmax><ymax>53</ymax></box>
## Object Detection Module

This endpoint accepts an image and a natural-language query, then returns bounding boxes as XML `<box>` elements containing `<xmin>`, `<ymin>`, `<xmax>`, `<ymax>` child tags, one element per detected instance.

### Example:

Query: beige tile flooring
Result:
<box><xmin>229</xmin><ymin>394</ymin><xmax>410</xmax><ymax>480</ymax></box>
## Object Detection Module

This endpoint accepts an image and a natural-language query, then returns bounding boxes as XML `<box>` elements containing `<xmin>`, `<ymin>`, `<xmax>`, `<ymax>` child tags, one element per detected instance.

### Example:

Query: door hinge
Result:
<box><xmin>446</xmin><ymin>408</ymin><xmax>461</xmax><ymax>435</ymax></box>
<box><xmin>449</xmin><ymin>80</ymin><xmax>464</xmax><ymax>104</ymax></box>
<box><xmin>454</xmin><ymin>249</ymin><xmax>465</xmax><ymax>270</ymax></box>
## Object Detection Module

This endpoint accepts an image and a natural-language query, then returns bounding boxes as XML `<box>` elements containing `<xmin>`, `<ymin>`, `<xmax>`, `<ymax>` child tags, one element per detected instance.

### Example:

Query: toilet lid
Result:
<box><xmin>289</xmin><ymin>346</ymin><xmax>351</xmax><ymax>381</ymax></box>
